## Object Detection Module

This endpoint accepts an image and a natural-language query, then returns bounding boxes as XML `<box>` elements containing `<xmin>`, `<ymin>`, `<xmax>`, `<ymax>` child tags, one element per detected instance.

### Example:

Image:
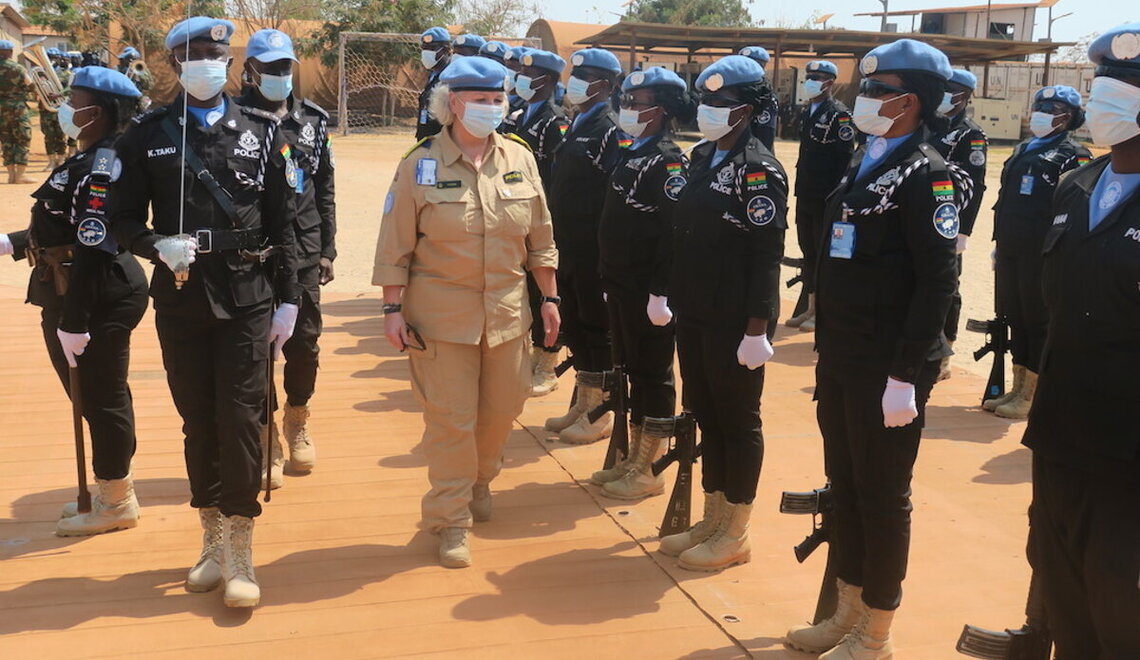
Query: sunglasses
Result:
<box><xmin>619</xmin><ymin>94</ymin><xmax>657</xmax><ymax>110</ymax></box>
<box><xmin>1032</xmin><ymin>100</ymin><xmax>1071</xmax><ymax>113</ymax></box>
<box><xmin>805</xmin><ymin>74</ymin><xmax>832</xmax><ymax>82</ymax></box>
<box><xmin>858</xmin><ymin>79</ymin><xmax>910</xmax><ymax>98</ymax></box>
<box><xmin>404</xmin><ymin>324</ymin><xmax>426</xmax><ymax>352</ymax></box>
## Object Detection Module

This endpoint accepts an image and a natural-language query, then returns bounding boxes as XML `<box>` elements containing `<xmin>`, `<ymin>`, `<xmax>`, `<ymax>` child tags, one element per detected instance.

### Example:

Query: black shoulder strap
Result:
<box><xmin>158</xmin><ymin>115</ymin><xmax>242</xmax><ymax>228</ymax></box>
<box><xmin>919</xmin><ymin>142</ymin><xmax>948</xmax><ymax>176</ymax></box>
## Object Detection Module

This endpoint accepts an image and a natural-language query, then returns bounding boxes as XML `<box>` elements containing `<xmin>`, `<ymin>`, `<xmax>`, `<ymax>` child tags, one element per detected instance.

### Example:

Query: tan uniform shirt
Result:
<box><xmin>373</xmin><ymin>129</ymin><xmax>558</xmax><ymax>348</ymax></box>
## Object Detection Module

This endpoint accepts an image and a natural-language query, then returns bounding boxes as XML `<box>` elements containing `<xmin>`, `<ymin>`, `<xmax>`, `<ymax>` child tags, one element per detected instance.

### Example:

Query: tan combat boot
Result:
<box><xmin>786</xmin><ymin>293</ymin><xmax>815</xmax><ymax>329</ymax></box>
<box><xmin>602</xmin><ymin>417</ymin><xmax>671</xmax><ymax>500</ymax></box>
<box><xmin>283</xmin><ymin>403</ymin><xmax>316</xmax><ymax>472</ymax></box>
<box><xmin>221</xmin><ymin>515</ymin><xmax>260</xmax><ymax>607</ymax></box>
<box><xmin>186</xmin><ymin>507</ymin><xmax>224</xmax><ymax>592</ymax></box>
<box><xmin>659</xmin><ymin>491</ymin><xmax>726</xmax><ymax>557</ymax></box>
<box><xmin>558</xmin><ymin>374</ymin><xmax>612</xmax><ymax>444</ymax></box>
<box><xmin>786</xmin><ymin>579</ymin><xmax>867</xmax><ymax>654</ymax></box>
<box><xmin>995</xmin><ymin>369</ymin><xmax>1038</xmax><ymax>420</ymax></box>
<box><xmin>470</xmin><ymin>482</ymin><xmax>492</xmax><ymax>522</ymax></box>
<box><xmin>678</xmin><ymin>501</ymin><xmax>753</xmax><ymax>572</ymax></box>
<box><xmin>56</xmin><ymin>475</ymin><xmax>140</xmax><ymax>536</ymax></box>
<box><xmin>819</xmin><ymin>606</ymin><xmax>895</xmax><ymax>659</ymax></box>
<box><xmin>261</xmin><ymin>422</ymin><xmax>284</xmax><ymax>490</ymax></box>
<box><xmin>439</xmin><ymin>527</ymin><xmax>471</xmax><ymax>568</ymax></box>
<box><xmin>590</xmin><ymin>425</ymin><xmax>641</xmax><ymax>485</ymax></box>
<box><xmin>530</xmin><ymin>347</ymin><xmax>560</xmax><ymax>397</ymax></box>
<box><xmin>938</xmin><ymin>341</ymin><xmax>954</xmax><ymax>381</ymax></box>
<box><xmin>983</xmin><ymin>364</ymin><xmax>1024</xmax><ymax>412</ymax></box>
<box><xmin>544</xmin><ymin>371</ymin><xmax>597</xmax><ymax>432</ymax></box>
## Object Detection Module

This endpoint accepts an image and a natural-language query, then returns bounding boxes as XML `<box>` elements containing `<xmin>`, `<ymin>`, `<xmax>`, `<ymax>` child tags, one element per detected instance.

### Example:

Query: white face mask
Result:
<box><xmin>1086</xmin><ymin>76</ymin><xmax>1140</xmax><ymax>147</ymax></box>
<box><xmin>258</xmin><ymin>73</ymin><xmax>293</xmax><ymax>102</ymax></box>
<box><xmin>1030</xmin><ymin>111</ymin><xmax>1061</xmax><ymax>138</ymax></box>
<box><xmin>803</xmin><ymin>79</ymin><xmax>825</xmax><ymax>98</ymax></box>
<box><xmin>566</xmin><ymin>76</ymin><xmax>598</xmax><ymax>106</ymax></box>
<box><xmin>505</xmin><ymin>72</ymin><xmax>517</xmax><ymax>94</ymax></box>
<box><xmin>421</xmin><ymin>49</ymin><xmax>439</xmax><ymax>70</ymax></box>
<box><xmin>516</xmin><ymin>74</ymin><xmax>544</xmax><ymax>101</ymax></box>
<box><xmin>458</xmin><ymin>101</ymin><xmax>505</xmax><ymax>138</ymax></box>
<box><xmin>852</xmin><ymin>94</ymin><xmax>908</xmax><ymax>137</ymax></box>
<box><xmin>618</xmin><ymin>107</ymin><xmax>656</xmax><ymax>138</ymax></box>
<box><xmin>696</xmin><ymin>103</ymin><xmax>743</xmax><ymax>142</ymax></box>
<box><xmin>57</xmin><ymin>102</ymin><xmax>95</xmax><ymax>140</ymax></box>
<box><xmin>179</xmin><ymin>58</ymin><xmax>229</xmax><ymax>101</ymax></box>
<box><xmin>937</xmin><ymin>91</ymin><xmax>955</xmax><ymax>115</ymax></box>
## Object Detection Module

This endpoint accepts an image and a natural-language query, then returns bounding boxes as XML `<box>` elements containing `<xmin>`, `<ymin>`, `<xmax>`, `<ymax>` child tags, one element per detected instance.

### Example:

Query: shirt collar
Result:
<box><xmin>437</xmin><ymin>126</ymin><xmax>505</xmax><ymax>167</ymax></box>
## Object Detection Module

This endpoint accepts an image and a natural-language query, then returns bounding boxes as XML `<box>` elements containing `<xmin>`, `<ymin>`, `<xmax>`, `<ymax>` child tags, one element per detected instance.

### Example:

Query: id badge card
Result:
<box><xmin>416</xmin><ymin>158</ymin><xmax>437</xmax><ymax>186</ymax></box>
<box><xmin>293</xmin><ymin>166</ymin><xmax>305</xmax><ymax>194</ymax></box>
<box><xmin>1019</xmin><ymin>174</ymin><xmax>1034</xmax><ymax>196</ymax></box>
<box><xmin>419</xmin><ymin>109</ymin><xmax>429</xmax><ymax>124</ymax></box>
<box><xmin>830</xmin><ymin>221</ymin><xmax>856</xmax><ymax>259</ymax></box>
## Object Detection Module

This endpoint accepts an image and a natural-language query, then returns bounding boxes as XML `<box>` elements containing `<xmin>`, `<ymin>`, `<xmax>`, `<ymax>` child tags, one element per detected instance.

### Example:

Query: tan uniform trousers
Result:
<box><xmin>409</xmin><ymin>333</ymin><xmax>530</xmax><ymax>532</ymax></box>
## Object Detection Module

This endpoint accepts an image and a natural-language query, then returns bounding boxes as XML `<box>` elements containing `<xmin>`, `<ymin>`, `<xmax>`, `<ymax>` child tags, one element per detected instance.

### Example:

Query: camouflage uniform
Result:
<box><xmin>39</xmin><ymin>102</ymin><xmax>65</xmax><ymax>156</ymax></box>
<box><xmin>55</xmin><ymin>66</ymin><xmax>76</xmax><ymax>151</ymax></box>
<box><xmin>0</xmin><ymin>58</ymin><xmax>33</xmax><ymax>165</ymax></box>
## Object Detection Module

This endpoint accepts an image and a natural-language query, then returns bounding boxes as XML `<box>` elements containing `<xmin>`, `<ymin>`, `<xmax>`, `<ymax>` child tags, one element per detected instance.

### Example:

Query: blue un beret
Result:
<box><xmin>0</xmin><ymin>40</ymin><xmax>14</xmax><ymax>50</ymax></box>
<box><xmin>479</xmin><ymin>41</ymin><xmax>509</xmax><ymax>61</ymax></box>
<box><xmin>570</xmin><ymin>48</ymin><xmax>622</xmax><ymax>75</ymax></box>
<box><xmin>1089</xmin><ymin>23</ymin><xmax>1140</xmax><ymax>69</ymax></box>
<box><xmin>439</xmin><ymin>56</ymin><xmax>509</xmax><ymax>92</ymax></box>
<box><xmin>697</xmin><ymin>55</ymin><xmax>765</xmax><ymax>93</ymax></box>
<box><xmin>949</xmin><ymin>68</ymin><xmax>978</xmax><ymax>90</ymax></box>
<box><xmin>70</xmin><ymin>67</ymin><xmax>142</xmax><ymax>99</ymax></box>
<box><xmin>165</xmin><ymin>17</ymin><xmax>234</xmax><ymax>50</ymax></box>
<box><xmin>421</xmin><ymin>27</ymin><xmax>451</xmax><ymax>45</ymax></box>
<box><xmin>247</xmin><ymin>29</ymin><xmax>297</xmax><ymax>63</ymax></box>
<box><xmin>1035</xmin><ymin>85</ymin><xmax>1082</xmax><ymax>109</ymax></box>
<box><xmin>806</xmin><ymin>60</ymin><xmax>839</xmax><ymax>77</ymax></box>
<box><xmin>860</xmin><ymin>38</ymin><xmax>952</xmax><ymax>81</ymax></box>
<box><xmin>622</xmin><ymin>66</ymin><xmax>686</xmax><ymax>93</ymax></box>
<box><xmin>738</xmin><ymin>46</ymin><xmax>770</xmax><ymax>67</ymax></box>
<box><xmin>504</xmin><ymin>46</ymin><xmax>530</xmax><ymax>63</ymax></box>
<box><xmin>118</xmin><ymin>46</ymin><xmax>141</xmax><ymax>60</ymax></box>
<box><xmin>454</xmin><ymin>34</ymin><xmax>486</xmax><ymax>50</ymax></box>
<box><xmin>521</xmin><ymin>49</ymin><xmax>566</xmax><ymax>75</ymax></box>
<box><xmin>47</xmin><ymin>47</ymin><xmax>60</xmax><ymax>57</ymax></box>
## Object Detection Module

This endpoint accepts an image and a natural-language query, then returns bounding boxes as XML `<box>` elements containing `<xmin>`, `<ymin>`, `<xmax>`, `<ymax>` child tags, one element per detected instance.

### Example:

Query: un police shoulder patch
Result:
<box><xmin>747</xmin><ymin>195</ymin><xmax>777</xmax><ymax>227</ymax></box>
<box><xmin>933</xmin><ymin>202</ymin><xmax>960</xmax><ymax>239</ymax></box>
<box><xmin>838</xmin><ymin>124</ymin><xmax>855</xmax><ymax>142</ymax></box>
<box><xmin>76</xmin><ymin>217</ymin><xmax>107</xmax><ymax>247</ymax></box>
<box><xmin>969</xmin><ymin>150</ymin><xmax>986</xmax><ymax>167</ymax></box>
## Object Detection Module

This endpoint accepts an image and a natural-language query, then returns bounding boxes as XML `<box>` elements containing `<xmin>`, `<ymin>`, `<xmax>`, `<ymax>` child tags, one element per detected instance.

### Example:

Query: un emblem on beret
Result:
<box><xmin>629</xmin><ymin>72</ymin><xmax>645</xmax><ymax>86</ymax></box>
<box><xmin>741</xmin><ymin>47</ymin><xmax>752</xmax><ymax>57</ymax></box>
<box><xmin>861</xmin><ymin>55</ymin><xmax>878</xmax><ymax>75</ymax></box>
<box><xmin>210</xmin><ymin>24</ymin><xmax>227</xmax><ymax>41</ymax></box>
<box><xmin>1042</xmin><ymin>87</ymin><xmax>1055</xmax><ymax>98</ymax></box>
<box><xmin>522</xmin><ymin>54</ymin><xmax>533</xmax><ymax>66</ymax></box>
<box><xmin>808</xmin><ymin>62</ymin><xmax>819</xmax><ymax>72</ymax></box>
<box><xmin>423</xmin><ymin>34</ymin><xmax>433</xmax><ymax>44</ymax></box>
<box><xmin>572</xmin><ymin>54</ymin><xmax>584</xmax><ymax>66</ymax></box>
<box><xmin>456</xmin><ymin>35</ymin><xmax>467</xmax><ymax>45</ymax></box>
<box><xmin>705</xmin><ymin>73</ymin><xmax>724</xmax><ymax>92</ymax></box>
<box><xmin>1111</xmin><ymin>33</ymin><xmax>1140</xmax><ymax>61</ymax></box>
<box><xmin>268</xmin><ymin>32</ymin><xmax>285</xmax><ymax>49</ymax></box>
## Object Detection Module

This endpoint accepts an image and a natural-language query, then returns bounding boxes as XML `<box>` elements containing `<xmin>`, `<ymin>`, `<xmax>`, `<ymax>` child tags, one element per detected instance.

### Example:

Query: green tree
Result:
<box><xmin>301</xmin><ymin>0</ymin><xmax>456</xmax><ymax>67</ymax></box>
<box><xmin>23</xmin><ymin>0</ymin><xmax>225</xmax><ymax>53</ymax></box>
<box><xmin>627</xmin><ymin>0</ymin><xmax>753</xmax><ymax>28</ymax></box>
<box><xmin>454</xmin><ymin>0</ymin><xmax>537</xmax><ymax>37</ymax></box>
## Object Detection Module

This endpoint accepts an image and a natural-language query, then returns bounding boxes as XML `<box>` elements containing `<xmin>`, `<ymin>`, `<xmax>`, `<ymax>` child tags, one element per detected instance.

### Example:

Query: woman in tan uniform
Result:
<box><xmin>373</xmin><ymin>57</ymin><xmax>560</xmax><ymax>568</ymax></box>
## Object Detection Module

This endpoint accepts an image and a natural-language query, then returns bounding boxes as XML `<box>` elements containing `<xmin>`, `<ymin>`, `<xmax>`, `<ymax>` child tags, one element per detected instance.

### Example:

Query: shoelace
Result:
<box><xmin>198</xmin><ymin>516</ymin><xmax>223</xmax><ymax>563</ymax></box>
<box><xmin>229</xmin><ymin>521</ymin><xmax>255</xmax><ymax>578</ymax></box>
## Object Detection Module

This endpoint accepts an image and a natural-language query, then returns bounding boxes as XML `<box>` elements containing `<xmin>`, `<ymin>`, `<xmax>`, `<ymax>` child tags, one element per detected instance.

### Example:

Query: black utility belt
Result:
<box><xmin>189</xmin><ymin>228</ymin><xmax>263</xmax><ymax>254</ymax></box>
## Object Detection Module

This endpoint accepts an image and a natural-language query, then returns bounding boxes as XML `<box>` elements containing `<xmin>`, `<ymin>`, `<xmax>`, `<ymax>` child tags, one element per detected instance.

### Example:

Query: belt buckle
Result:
<box><xmin>194</xmin><ymin>228</ymin><xmax>213</xmax><ymax>254</ymax></box>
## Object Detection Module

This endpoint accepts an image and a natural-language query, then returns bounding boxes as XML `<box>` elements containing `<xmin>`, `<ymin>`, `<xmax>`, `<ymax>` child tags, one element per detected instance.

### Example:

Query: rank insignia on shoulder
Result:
<box><xmin>503</xmin><ymin>171</ymin><xmax>524</xmax><ymax>184</ymax></box>
<box><xmin>931</xmin><ymin>179</ymin><xmax>955</xmax><ymax>203</ymax></box>
<box><xmin>436</xmin><ymin>180</ymin><xmax>463</xmax><ymax>189</ymax></box>
<box><xmin>933</xmin><ymin>202</ymin><xmax>960</xmax><ymax>239</ymax></box>
<box><xmin>745</xmin><ymin>171</ymin><xmax>767</xmax><ymax>190</ymax></box>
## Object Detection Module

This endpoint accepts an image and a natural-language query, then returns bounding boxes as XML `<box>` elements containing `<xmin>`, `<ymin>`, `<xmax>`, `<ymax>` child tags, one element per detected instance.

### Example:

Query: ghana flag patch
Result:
<box><xmin>970</xmin><ymin>139</ymin><xmax>986</xmax><ymax>149</ymax></box>
<box><xmin>666</xmin><ymin>162</ymin><xmax>682</xmax><ymax>174</ymax></box>
<box><xmin>280</xmin><ymin>144</ymin><xmax>292</xmax><ymax>159</ymax></box>
<box><xmin>745</xmin><ymin>171</ymin><xmax>767</xmax><ymax>188</ymax></box>
<box><xmin>932</xmin><ymin>179</ymin><xmax>955</xmax><ymax>201</ymax></box>
<box><xmin>618</xmin><ymin>137</ymin><xmax>633</xmax><ymax>149</ymax></box>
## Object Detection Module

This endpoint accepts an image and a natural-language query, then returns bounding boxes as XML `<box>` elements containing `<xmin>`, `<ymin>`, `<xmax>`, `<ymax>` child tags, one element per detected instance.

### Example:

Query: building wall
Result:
<box><xmin>966</xmin><ymin>60</ymin><xmax>1096</xmax><ymax>140</ymax></box>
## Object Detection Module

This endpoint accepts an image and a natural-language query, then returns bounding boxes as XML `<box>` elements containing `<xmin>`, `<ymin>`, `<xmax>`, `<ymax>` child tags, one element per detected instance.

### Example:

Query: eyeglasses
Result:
<box><xmin>404</xmin><ymin>324</ymin><xmax>426</xmax><ymax>352</ymax></box>
<box><xmin>699</xmin><ymin>93</ymin><xmax>740</xmax><ymax>107</ymax></box>
<box><xmin>858</xmin><ymin>78</ymin><xmax>909</xmax><ymax>98</ymax></box>
<box><xmin>805</xmin><ymin>74</ymin><xmax>832</xmax><ymax>82</ymax></box>
<box><xmin>1032</xmin><ymin>100</ymin><xmax>1070</xmax><ymax>113</ymax></box>
<box><xmin>619</xmin><ymin>94</ymin><xmax>656</xmax><ymax>109</ymax></box>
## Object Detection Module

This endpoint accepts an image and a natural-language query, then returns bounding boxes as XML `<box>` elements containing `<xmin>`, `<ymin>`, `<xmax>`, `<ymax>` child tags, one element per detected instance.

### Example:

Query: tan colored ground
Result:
<box><xmin>0</xmin><ymin>131</ymin><xmax>1036</xmax><ymax>658</ymax></box>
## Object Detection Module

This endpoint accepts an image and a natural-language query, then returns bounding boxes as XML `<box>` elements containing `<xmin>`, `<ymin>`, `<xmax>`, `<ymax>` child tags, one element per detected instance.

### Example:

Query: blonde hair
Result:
<box><xmin>428</xmin><ymin>83</ymin><xmax>509</xmax><ymax>127</ymax></box>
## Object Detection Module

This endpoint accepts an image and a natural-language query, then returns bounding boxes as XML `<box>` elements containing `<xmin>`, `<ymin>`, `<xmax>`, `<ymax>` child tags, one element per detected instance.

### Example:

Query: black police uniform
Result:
<box><xmin>110</xmin><ymin>95</ymin><xmax>299</xmax><ymax>519</ymax></box>
<box><xmin>814</xmin><ymin>129</ymin><xmax>973</xmax><ymax>610</ymax></box>
<box><xmin>1022</xmin><ymin>156</ymin><xmax>1140</xmax><ymax>657</ymax></box>
<box><xmin>416</xmin><ymin>67</ymin><xmax>445</xmax><ymax>140</ymax></box>
<box><xmin>7</xmin><ymin>137</ymin><xmax>148</xmax><ymax>480</ymax></box>
<box><xmin>991</xmin><ymin>134</ymin><xmax>1089</xmax><ymax>371</ymax></box>
<box><xmin>598</xmin><ymin>132</ymin><xmax>686</xmax><ymax>423</ymax></box>
<box><xmin>932</xmin><ymin>112</ymin><xmax>987</xmax><ymax>342</ymax></box>
<box><xmin>750</xmin><ymin>96</ymin><xmax>779</xmax><ymax>151</ymax></box>
<box><xmin>499</xmin><ymin>94</ymin><xmax>528</xmax><ymax>135</ymax></box>
<box><xmin>238</xmin><ymin>93</ymin><xmax>337</xmax><ymax>407</ymax></box>
<box><xmin>547</xmin><ymin>103</ymin><xmax>623</xmax><ymax>371</ymax></box>
<box><xmin>795</xmin><ymin>96</ymin><xmax>854</xmax><ymax>293</ymax></box>
<box><xmin>670</xmin><ymin>133</ymin><xmax>787</xmax><ymax>504</ymax></box>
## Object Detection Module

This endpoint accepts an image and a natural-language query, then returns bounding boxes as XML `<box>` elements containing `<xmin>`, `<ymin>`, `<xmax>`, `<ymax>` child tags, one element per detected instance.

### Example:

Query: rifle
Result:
<box><xmin>596</xmin><ymin>366</ymin><xmax>630</xmax><ymax>470</ymax></box>
<box><xmin>966</xmin><ymin>317</ymin><xmax>1008</xmax><ymax>405</ymax></box>
<box><xmin>652</xmin><ymin>413</ymin><xmax>699</xmax><ymax>537</ymax></box>
<box><xmin>69</xmin><ymin>367</ymin><xmax>92</xmax><ymax>514</ymax></box>
<box><xmin>782</xmin><ymin>256</ymin><xmax>810</xmax><ymax>319</ymax></box>
<box><xmin>781</xmin><ymin>484</ymin><xmax>837</xmax><ymax>623</ymax></box>
<box><xmin>263</xmin><ymin>341</ymin><xmax>277</xmax><ymax>503</ymax></box>
<box><xmin>956</xmin><ymin>571</ymin><xmax>1051</xmax><ymax>659</ymax></box>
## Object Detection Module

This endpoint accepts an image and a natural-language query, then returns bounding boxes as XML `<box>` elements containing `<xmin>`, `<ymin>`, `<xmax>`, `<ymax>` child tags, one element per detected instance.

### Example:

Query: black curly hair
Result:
<box><xmin>650</xmin><ymin>84</ymin><xmax>699</xmax><ymax>123</ymax></box>
<box><xmin>897</xmin><ymin>71</ymin><xmax>951</xmax><ymax>133</ymax></box>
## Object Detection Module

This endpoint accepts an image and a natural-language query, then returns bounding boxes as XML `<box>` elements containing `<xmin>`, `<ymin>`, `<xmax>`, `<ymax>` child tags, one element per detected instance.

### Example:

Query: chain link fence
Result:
<box><xmin>337</xmin><ymin>32</ymin><xmax>541</xmax><ymax>136</ymax></box>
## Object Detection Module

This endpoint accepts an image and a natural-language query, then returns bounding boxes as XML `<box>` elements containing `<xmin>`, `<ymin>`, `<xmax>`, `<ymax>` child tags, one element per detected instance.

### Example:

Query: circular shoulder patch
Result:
<box><xmin>76</xmin><ymin>217</ymin><xmax>107</xmax><ymax>247</ymax></box>
<box><xmin>933</xmin><ymin>202</ymin><xmax>960</xmax><ymax>239</ymax></box>
<box><xmin>110</xmin><ymin>158</ymin><xmax>123</xmax><ymax>182</ymax></box>
<box><xmin>969</xmin><ymin>150</ymin><xmax>986</xmax><ymax>166</ymax></box>
<box><xmin>664</xmin><ymin>175</ymin><xmax>686</xmax><ymax>201</ymax></box>
<box><xmin>704</xmin><ymin>73</ymin><xmax>724</xmax><ymax>92</ymax></box>
<box><xmin>747</xmin><ymin>195</ymin><xmax>777</xmax><ymax>227</ymax></box>
<box><xmin>838</xmin><ymin>124</ymin><xmax>855</xmax><ymax>141</ymax></box>
<box><xmin>861</xmin><ymin>55</ymin><xmax>878</xmax><ymax>75</ymax></box>
<box><xmin>758</xmin><ymin>110</ymin><xmax>771</xmax><ymax>124</ymax></box>
<box><xmin>285</xmin><ymin>159</ymin><xmax>298</xmax><ymax>188</ymax></box>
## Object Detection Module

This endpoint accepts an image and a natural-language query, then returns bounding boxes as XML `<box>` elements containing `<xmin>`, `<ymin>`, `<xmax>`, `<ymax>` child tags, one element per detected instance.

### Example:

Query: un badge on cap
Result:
<box><xmin>629</xmin><ymin>72</ymin><xmax>645</xmax><ymax>86</ymax></box>
<box><xmin>861</xmin><ymin>55</ymin><xmax>878</xmax><ymax>75</ymax></box>
<box><xmin>1042</xmin><ymin>87</ymin><xmax>1055</xmax><ymax>98</ymax></box>
<box><xmin>572</xmin><ymin>54</ymin><xmax>584</xmax><ymax>66</ymax></box>
<box><xmin>704</xmin><ymin>73</ymin><xmax>724</xmax><ymax>92</ymax></box>
<box><xmin>268</xmin><ymin>32</ymin><xmax>285</xmax><ymax>48</ymax></box>
<box><xmin>211</xmin><ymin>24</ymin><xmax>227</xmax><ymax>41</ymax></box>
<box><xmin>1112</xmin><ymin>33</ymin><xmax>1140</xmax><ymax>60</ymax></box>
<box><xmin>522</xmin><ymin>54</ymin><xmax>533</xmax><ymax>66</ymax></box>
<box><xmin>423</xmin><ymin>34</ymin><xmax>434</xmax><ymax>44</ymax></box>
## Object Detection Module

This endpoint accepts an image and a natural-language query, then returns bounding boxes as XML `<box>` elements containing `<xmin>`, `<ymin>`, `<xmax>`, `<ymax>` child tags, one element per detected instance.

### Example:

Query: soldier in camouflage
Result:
<box><xmin>39</xmin><ymin>101</ymin><xmax>66</xmax><ymax>169</ymax></box>
<box><xmin>0</xmin><ymin>39</ymin><xmax>35</xmax><ymax>183</ymax></box>
<box><xmin>118</xmin><ymin>47</ymin><xmax>153</xmax><ymax>111</ymax></box>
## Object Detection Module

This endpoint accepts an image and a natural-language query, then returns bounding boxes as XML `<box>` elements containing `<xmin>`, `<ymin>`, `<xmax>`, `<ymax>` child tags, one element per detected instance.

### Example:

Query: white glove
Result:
<box><xmin>56</xmin><ymin>329</ymin><xmax>91</xmax><ymax>368</ymax></box>
<box><xmin>0</xmin><ymin>233</ymin><xmax>12</xmax><ymax>257</ymax></box>
<box><xmin>268</xmin><ymin>303</ymin><xmax>299</xmax><ymax>360</ymax></box>
<box><xmin>882</xmin><ymin>377</ymin><xmax>918</xmax><ymax>428</ymax></box>
<box><xmin>646</xmin><ymin>294</ymin><xmax>673</xmax><ymax>326</ymax></box>
<box><xmin>956</xmin><ymin>233</ymin><xmax>969</xmax><ymax>254</ymax></box>
<box><xmin>154</xmin><ymin>235</ymin><xmax>197</xmax><ymax>273</ymax></box>
<box><xmin>736</xmin><ymin>334</ymin><xmax>774</xmax><ymax>370</ymax></box>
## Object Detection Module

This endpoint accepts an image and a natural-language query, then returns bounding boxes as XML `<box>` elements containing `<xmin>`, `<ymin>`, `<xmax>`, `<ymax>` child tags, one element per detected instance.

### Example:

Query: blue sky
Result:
<box><xmin>537</xmin><ymin>0</ymin><xmax>1131</xmax><ymax>44</ymax></box>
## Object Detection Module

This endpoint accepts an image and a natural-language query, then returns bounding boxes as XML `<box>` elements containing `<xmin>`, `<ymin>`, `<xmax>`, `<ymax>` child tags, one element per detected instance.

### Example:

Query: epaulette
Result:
<box><xmin>133</xmin><ymin>106</ymin><xmax>169</xmax><ymax>124</ymax></box>
<box><xmin>505</xmin><ymin>132</ymin><xmax>532</xmax><ymax>153</ymax></box>
<box><xmin>302</xmin><ymin>98</ymin><xmax>329</xmax><ymax>118</ymax></box>
<box><xmin>403</xmin><ymin>137</ymin><xmax>432</xmax><ymax>159</ymax></box>
<box><xmin>241</xmin><ymin>105</ymin><xmax>281</xmax><ymax>123</ymax></box>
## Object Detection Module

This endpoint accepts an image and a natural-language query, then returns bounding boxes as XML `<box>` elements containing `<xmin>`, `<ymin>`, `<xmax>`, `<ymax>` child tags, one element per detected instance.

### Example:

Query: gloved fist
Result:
<box><xmin>956</xmin><ymin>234</ymin><xmax>969</xmax><ymax>254</ymax></box>
<box><xmin>56</xmin><ymin>329</ymin><xmax>91</xmax><ymax>368</ymax></box>
<box><xmin>154</xmin><ymin>235</ymin><xmax>198</xmax><ymax>273</ymax></box>
<box><xmin>646</xmin><ymin>294</ymin><xmax>673</xmax><ymax>326</ymax></box>
<box><xmin>736</xmin><ymin>334</ymin><xmax>774</xmax><ymax>370</ymax></box>
<box><xmin>318</xmin><ymin>257</ymin><xmax>335</xmax><ymax>285</ymax></box>
<box><xmin>882</xmin><ymin>377</ymin><xmax>918</xmax><ymax>428</ymax></box>
<box><xmin>0</xmin><ymin>233</ymin><xmax>12</xmax><ymax>257</ymax></box>
<box><xmin>268</xmin><ymin>303</ymin><xmax>299</xmax><ymax>360</ymax></box>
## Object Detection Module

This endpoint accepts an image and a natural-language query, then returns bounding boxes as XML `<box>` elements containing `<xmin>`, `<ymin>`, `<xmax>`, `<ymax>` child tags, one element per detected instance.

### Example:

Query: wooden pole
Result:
<box><xmin>338</xmin><ymin>32</ymin><xmax>348</xmax><ymax>136</ymax></box>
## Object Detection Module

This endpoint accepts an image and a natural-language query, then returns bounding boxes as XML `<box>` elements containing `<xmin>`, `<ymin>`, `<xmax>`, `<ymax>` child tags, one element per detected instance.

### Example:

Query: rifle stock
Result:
<box><xmin>69</xmin><ymin>367</ymin><xmax>92</xmax><ymax>514</ymax></box>
<box><xmin>655</xmin><ymin>413</ymin><xmax>698</xmax><ymax>538</ymax></box>
<box><xmin>599</xmin><ymin>367</ymin><xmax>630</xmax><ymax>470</ymax></box>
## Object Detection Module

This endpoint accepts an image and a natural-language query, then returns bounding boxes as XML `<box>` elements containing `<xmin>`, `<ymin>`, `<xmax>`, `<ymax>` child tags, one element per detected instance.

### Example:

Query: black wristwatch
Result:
<box><xmin>541</xmin><ymin>295</ymin><xmax>561</xmax><ymax>306</ymax></box>
<box><xmin>382</xmin><ymin>303</ymin><xmax>402</xmax><ymax>315</ymax></box>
